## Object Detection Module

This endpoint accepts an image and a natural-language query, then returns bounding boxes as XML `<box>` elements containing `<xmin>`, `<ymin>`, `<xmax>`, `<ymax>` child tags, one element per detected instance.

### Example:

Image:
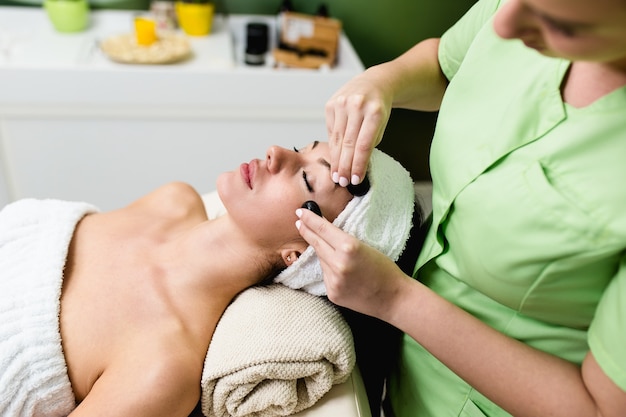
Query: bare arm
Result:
<box><xmin>377</xmin><ymin>37</ymin><xmax>449</xmax><ymax>111</ymax></box>
<box><xmin>390</xmin><ymin>277</ymin><xmax>626</xmax><ymax>417</ymax></box>
<box><xmin>325</xmin><ymin>38</ymin><xmax>448</xmax><ymax>186</ymax></box>
<box><xmin>295</xmin><ymin>209</ymin><xmax>626</xmax><ymax>417</ymax></box>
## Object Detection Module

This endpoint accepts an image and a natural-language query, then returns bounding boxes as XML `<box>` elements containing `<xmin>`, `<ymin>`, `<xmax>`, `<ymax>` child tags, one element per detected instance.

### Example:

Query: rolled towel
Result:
<box><xmin>201</xmin><ymin>284</ymin><xmax>355</xmax><ymax>417</ymax></box>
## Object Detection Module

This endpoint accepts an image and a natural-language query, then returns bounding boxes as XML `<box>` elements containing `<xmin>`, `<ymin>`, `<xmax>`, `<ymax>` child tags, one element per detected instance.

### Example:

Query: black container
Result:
<box><xmin>245</xmin><ymin>22</ymin><xmax>269</xmax><ymax>66</ymax></box>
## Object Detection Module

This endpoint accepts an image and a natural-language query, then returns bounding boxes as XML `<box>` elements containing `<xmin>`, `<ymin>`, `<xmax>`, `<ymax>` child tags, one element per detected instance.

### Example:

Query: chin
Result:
<box><xmin>216</xmin><ymin>171</ymin><xmax>247</xmax><ymax>215</ymax></box>
<box><xmin>215</xmin><ymin>173</ymin><xmax>229</xmax><ymax>205</ymax></box>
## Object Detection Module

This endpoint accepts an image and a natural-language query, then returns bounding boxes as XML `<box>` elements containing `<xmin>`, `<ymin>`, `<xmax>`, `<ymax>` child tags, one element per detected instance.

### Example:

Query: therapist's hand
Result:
<box><xmin>325</xmin><ymin>68</ymin><xmax>393</xmax><ymax>187</ymax></box>
<box><xmin>295</xmin><ymin>207</ymin><xmax>409</xmax><ymax>320</ymax></box>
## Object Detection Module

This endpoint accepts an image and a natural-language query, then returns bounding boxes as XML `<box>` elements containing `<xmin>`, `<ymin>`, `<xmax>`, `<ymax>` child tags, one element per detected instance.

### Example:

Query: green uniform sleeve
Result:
<box><xmin>588</xmin><ymin>255</ymin><xmax>626</xmax><ymax>391</ymax></box>
<box><xmin>438</xmin><ymin>0</ymin><xmax>501</xmax><ymax>81</ymax></box>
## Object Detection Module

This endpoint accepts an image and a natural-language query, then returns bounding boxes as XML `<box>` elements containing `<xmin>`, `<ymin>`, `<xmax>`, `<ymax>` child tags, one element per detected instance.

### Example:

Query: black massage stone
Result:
<box><xmin>301</xmin><ymin>200</ymin><xmax>322</xmax><ymax>217</ymax></box>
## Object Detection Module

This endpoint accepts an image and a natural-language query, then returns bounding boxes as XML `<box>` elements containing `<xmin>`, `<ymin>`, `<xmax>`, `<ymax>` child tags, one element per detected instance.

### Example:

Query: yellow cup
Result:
<box><xmin>175</xmin><ymin>1</ymin><xmax>214</xmax><ymax>36</ymax></box>
<box><xmin>134</xmin><ymin>16</ymin><xmax>157</xmax><ymax>46</ymax></box>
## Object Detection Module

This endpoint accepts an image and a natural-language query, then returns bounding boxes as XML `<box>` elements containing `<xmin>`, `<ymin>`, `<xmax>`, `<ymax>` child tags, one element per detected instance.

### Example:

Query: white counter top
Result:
<box><xmin>0</xmin><ymin>7</ymin><xmax>234</xmax><ymax>69</ymax></box>
<box><xmin>0</xmin><ymin>7</ymin><xmax>363</xmax><ymax>116</ymax></box>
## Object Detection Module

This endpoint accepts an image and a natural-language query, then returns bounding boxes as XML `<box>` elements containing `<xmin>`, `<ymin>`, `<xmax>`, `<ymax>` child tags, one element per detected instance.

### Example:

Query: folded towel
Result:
<box><xmin>201</xmin><ymin>284</ymin><xmax>355</xmax><ymax>417</ymax></box>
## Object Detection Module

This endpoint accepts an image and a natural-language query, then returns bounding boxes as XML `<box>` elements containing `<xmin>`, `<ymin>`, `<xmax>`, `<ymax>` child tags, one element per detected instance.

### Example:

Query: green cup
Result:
<box><xmin>44</xmin><ymin>0</ymin><xmax>90</xmax><ymax>33</ymax></box>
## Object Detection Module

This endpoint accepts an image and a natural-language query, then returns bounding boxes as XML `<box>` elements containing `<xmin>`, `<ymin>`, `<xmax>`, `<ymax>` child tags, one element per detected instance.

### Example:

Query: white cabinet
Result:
<box><xmin>0</xmin><ymin>8</ymin><xmax>364</xmax><ymax>210</ymax></box>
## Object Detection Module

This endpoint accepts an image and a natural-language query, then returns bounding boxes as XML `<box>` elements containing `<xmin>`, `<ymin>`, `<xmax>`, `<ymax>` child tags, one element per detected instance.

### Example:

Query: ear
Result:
<box><xmin>280</xmin><ymin>245</ymin><xmax>306</xmax><ymax>267</ymax></box>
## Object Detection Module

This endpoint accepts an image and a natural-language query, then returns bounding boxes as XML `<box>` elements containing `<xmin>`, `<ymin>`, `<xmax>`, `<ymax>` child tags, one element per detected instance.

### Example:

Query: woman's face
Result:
<box><xmin>217</xmin><ymin>141</ymin><xmax>353</xmax><ymax>250</ymax></box>
<box><xmin>493</xmin><ymin>0</ymin><xmax>626</xmax><ymax>69</ymax></box>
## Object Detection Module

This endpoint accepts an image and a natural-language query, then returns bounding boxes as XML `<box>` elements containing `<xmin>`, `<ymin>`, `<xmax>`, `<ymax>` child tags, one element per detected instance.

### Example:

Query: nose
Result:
<box><xmin>265</xmin><ymin>145</ymin><xmax>295</xmax><ymax>174</ymax></box>
<box><xmin>493</xmin><ymin>0</ymin><xmax>535</xmax><ymax>40</ymax></box>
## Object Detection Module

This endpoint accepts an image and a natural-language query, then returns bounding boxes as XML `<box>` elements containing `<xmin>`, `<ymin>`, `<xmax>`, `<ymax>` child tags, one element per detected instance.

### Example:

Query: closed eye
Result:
<box><xmin>294</xmin><ymin>146</ymin><xmax>314</xmax><ymax>192</ymax></box>
<box><xmin>542</xmin><ymin>19</ymin><xmax>575</xmax><ymax>36</ymax></box>
<box><xmin>534</xmin><ymin>12</ymin><xmax>581</xmax><ymax>37</ymax></box>
<box><xmin>303</xmin><ymin>171</ymin><xmax>314</xmax><ymax>192</ymax></box>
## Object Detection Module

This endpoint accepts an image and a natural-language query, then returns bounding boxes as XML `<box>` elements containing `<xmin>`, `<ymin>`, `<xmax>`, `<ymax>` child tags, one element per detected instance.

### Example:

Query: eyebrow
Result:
<box><xmin>317</xmin><ymin>157</ymin><xmax>339</xmax><ymax>189</ymax></box>
<box><xmin>317</xmin><ymin>157</ymin><xmax>331</xmax><ymax>170</ymax></box>
<box><xmin>307</xmin><ymin>140</ymin><xmax>331</xmax><ymax>170</ymax></box>
<box><xmin>309</xmin><ymin>140</ymin><xmax>337</xmax><ymax>188</ymax></box>
<box><xmin>311</xmin><ymin>142</ymin><xmax>331</xmax><ymax>171</ymax></box>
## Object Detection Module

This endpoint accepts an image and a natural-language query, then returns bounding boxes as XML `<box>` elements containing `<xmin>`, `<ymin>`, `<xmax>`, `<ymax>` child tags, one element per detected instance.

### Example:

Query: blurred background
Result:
<box><xmin>0</xmin><ymin>0</ymin><xmax>478</xmax><ymax>181</ymax></box>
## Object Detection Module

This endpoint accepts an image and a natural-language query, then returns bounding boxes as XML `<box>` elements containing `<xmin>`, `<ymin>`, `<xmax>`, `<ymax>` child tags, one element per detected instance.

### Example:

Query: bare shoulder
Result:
<box><xmin>71</xmin><ymin>340</ymin><xmax>202</xmax><ymax>417</ymax></box>
<box><xmin>126</xmin><ymin>182</ymin><xmax>207</xmax><ymax>220</ymax></box>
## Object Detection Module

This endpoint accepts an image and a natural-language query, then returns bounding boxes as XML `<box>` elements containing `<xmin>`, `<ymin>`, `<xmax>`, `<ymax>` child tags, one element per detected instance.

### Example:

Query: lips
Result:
<box><xmin>240</xmin><ymin>160</ymin><xmax>255</xmax><ymax>189</ymax></box>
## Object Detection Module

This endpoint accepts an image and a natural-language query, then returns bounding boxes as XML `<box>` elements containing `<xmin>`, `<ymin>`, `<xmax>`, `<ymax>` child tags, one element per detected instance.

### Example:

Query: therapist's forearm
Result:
<box><xmin>366</xmin><ymin>38</ymin><xmax>448</xmax><ymax>112</ymax></box>
<box><xmin>386</xmin><ymin>278</ymin><xmax>611</xmax><ymax>417</ymax></box>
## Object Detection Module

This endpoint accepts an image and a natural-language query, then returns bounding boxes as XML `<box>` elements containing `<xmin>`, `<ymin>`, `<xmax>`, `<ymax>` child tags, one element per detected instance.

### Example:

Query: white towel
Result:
<box><xmin>201</xmin><ymin>284</ymin><xmax>355</xmax><ymax>417</ymax></box>
<box><xmin>275</xmin><ymin>148</ymin><xmax>415</xmax><ymax>295</ymax></box>
<box><xmin>0</xmin><ymin>198</ymin><xmax>97</xmax><ymax>417</ymax></box>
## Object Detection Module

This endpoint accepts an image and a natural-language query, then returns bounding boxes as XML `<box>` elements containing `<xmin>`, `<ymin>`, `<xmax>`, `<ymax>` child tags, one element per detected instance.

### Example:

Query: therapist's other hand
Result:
<box><xmin>325</xmin><ymin>68</ymin><xmax>393</xmax><ymax>187</ymax></box>
<box><xmin>295</xmin><ymin>207</ymin><xmax>409</xmax><ymax>320</ymax></box>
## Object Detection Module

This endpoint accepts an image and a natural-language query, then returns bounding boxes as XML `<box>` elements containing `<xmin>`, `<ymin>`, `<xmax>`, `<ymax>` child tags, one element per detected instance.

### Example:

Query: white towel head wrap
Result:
<box><xmin>274</xmin><ymin>148</ymin><xmax>415</xmax><ymax>296</ymax></box>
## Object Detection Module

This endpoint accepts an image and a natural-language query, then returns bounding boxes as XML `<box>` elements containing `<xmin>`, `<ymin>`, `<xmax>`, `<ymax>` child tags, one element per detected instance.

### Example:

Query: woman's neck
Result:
<box><xmin>562</xmin><ymin>61</ymin><xmax>626</xmax><ymax>107</ymax></box>
<box><xmin>168</xmin><ymin>215</ymin><xmax>275</xmax><ymax>299</ymax></box>
<box><xmin>146</xmin><ymin>215</ymin><xmax>276</xmax><ymax>341</ymax></box>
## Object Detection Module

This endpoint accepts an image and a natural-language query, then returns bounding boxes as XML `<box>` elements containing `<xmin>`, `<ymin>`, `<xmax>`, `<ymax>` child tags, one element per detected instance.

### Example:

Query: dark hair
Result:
<box><xmin>254</xmin><ymin>255</ymin><xmax>285</xmax><ymax>287</ymax></box>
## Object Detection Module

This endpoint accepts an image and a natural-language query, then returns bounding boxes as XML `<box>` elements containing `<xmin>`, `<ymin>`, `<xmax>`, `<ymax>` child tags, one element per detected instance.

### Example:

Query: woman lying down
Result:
<box><xmin>0</xmin><ymin>141</ymin><xmax>415</xmax><ymax>417</ymax></box>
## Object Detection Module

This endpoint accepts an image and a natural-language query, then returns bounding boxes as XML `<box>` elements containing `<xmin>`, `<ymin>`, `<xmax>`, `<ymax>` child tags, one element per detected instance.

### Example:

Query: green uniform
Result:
<box><xmin>388</xmin><ymin>0</ymin><xmax>626</xmax><ymax>415</ymax></box>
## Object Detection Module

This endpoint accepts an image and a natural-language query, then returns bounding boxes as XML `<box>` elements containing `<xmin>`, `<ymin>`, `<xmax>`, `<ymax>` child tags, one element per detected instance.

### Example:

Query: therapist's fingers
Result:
<box><xmin>295</xmin><ymin>208</ymin><xmax>367</xmax><ymax>289</ymax></box>
<box><xmin>331</xmin><ymin>93</ymin><xmax>367</xmax><ymax>186</ymax></box>
<box><xmin>296</xmin><ymin>208</ymin><xmax>404</xmax><ymax>315</ymax></box>
<box><xmin>349</xmin><ymin>110</ymin><xmax>389</xmax><ymax>183</ymax></box>
<box><xmin>326</xmin><ymin>95</ymin><xmax>348</xmax><ymax>184</ymax></box>
<box><xmin>296</xmin><ymin>208</ymin><xmax>344</xmax><ymax>257</ymax></box>
<box><xmin>295</xmin><ymin>208</ymin><xmax>374</xmax><ymax>293</ymax></box>
<box><xmin>335</xmin><ymin>112</ymin><xmax>364</xmax><ymax>187</ymax></box>
<box><xmin>326</xmin><ymin>93</ymin><xmax>389</xmax><ymax>186</ymax></box>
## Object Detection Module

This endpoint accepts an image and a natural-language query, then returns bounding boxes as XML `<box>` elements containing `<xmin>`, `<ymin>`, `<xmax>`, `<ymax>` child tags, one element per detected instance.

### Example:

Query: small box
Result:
<box><xmin>273</xmin><ymin>11</ymin><xmax>341</xmax><ymax>69</ymax></box>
